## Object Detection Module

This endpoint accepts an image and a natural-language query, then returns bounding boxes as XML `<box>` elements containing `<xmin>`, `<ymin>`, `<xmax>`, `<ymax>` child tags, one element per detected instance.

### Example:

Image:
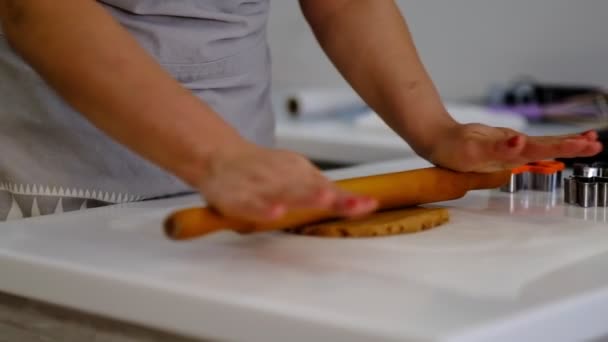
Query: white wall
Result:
<box><xmin>268</xmin><ymin>1</ymin><xmax>608</xmax><ymax>101</ymax></box>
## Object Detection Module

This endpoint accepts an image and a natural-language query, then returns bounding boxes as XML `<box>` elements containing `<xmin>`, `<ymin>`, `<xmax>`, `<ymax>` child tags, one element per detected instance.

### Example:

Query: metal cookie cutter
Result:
<box><xmin>529</xmin><ymin>160</ymin><xmax>565</xmax><ymax>188</ymax></box>
<box><xmin>500</xmin><ymin>160</ymin><xmax>565</xmax><ymax>193</ymax></box>
<box><xmin>563</xmin><ymin>162</ymin><xmax>608</xmax><ymax>208</ymax></box>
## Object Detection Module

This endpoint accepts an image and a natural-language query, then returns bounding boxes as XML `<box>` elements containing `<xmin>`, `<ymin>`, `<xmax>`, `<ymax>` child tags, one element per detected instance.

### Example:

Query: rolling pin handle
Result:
<box><xmin>164</xmin><ymin>207</ymin><xmax>254</xmax><ymax>240</ymax></box>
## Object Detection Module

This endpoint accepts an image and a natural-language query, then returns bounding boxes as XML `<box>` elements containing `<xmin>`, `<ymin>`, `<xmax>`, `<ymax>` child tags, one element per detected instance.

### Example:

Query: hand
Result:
<box><xmin>197</xmin><ymin>142</ymin><xmax>378</xmax><ymax>222</ymax></box>
<box><xmin>425</xmin><ymin>123</ymin><xmax>602</xmax><ymax>173</ymax></box>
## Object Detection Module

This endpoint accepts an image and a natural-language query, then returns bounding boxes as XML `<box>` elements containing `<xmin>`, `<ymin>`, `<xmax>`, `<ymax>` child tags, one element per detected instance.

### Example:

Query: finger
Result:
<box><xmin>529</xmin><ymin>130</ymin><xmax>599</xmax><ymax>144</ymax></box>
<box><xmin>578</xmin><ymin>141</ymin><xmax>603</xmax><ymax>156</ymax></box>
<box><xmin>269</xmin><ymin>157</ymin><xmax>341</xmax><ymax>209</ymax></box>
<box><xmin>529</xmin><ymin>134</ymin><xmax>585</xmax><ymax>146</ymax></box>
<box><xmin>520</xmin><ymin>137</ymin><xmax>598</xmax><ymax>160</ymax></box>
<box><xmin>234</xmin><ymin>155</ymin><xmax>337</xmax><ymax>211</ymax></box>
<box><xmin>212</xmin><ymin>190</ymin><xmax>287</xmax><ymax>223</ymax></box>
<box><xmin>581</xmin><ymin>130</ymin><xmax>599</xmax><ymax>141</ymax></box>
<box><xmin>239</xmin><ymin>164</ymin><xmax>337</xmax><ymax>211</ymax></box>
<box><xmin>304</xmin><ymin>184</ymin><xmax>338</xmax><ymax>207</ymax></box>
<box><xmin>333</xmin><ymin>190</ymin><xmax>379</xmax><ymax>217</ymax></box>
<box><xmin>494</xmin><ymin>134</ymin><xmax>526</xmax><ymax>157</ymax></box>
<box><xmin>466</xmin><ymin>134</ymin><xmax>526</xmax><ymax>170</ymax></box>
<box><xmin>260</xmin><ymin>180</ymin><xmax>339</xmax><ymax>210</ymax></box>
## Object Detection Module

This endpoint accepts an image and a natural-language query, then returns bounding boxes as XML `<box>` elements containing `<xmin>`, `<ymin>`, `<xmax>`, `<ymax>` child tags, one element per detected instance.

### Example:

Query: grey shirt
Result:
<box><xmin>0</xmin><ymin>0</ymin><xmax>273</xmax><ymax>220</ymax></box>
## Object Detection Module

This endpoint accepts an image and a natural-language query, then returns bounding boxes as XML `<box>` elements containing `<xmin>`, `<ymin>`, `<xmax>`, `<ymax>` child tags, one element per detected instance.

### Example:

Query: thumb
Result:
<box><xmin>494</xmin><ymin>134</ymin><xmax>526</xmax><ymax>158</ymax></box>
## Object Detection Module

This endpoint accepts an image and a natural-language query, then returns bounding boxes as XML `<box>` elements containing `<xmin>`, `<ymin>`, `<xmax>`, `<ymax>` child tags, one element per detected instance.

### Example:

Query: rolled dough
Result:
<box><xmin>286</xmin><ymin>206</ymin><xmax>449</xmax><ymax>238</ymax></box>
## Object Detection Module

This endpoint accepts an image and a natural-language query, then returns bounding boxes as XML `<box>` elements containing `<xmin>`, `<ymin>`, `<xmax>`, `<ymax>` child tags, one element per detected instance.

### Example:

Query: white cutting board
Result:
<box><xmin>2</xmin><ymin>158</ymin><xmax>608</xmax><ymax>341</ymax></box>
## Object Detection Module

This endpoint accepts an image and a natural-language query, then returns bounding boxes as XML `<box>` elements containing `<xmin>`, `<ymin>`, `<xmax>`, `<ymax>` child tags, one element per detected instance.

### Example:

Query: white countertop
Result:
<box><xmin>2</xmin><ymin>158</ymin><xmax>608</xmax><ymax>341</ymax></box>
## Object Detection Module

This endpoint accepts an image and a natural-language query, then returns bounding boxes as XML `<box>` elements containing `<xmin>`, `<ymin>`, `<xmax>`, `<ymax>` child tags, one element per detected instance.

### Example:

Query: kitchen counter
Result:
<box><xmin>2</xmin><ymin>158</ymin><xmax>608</xmax><ymax>341</ymax></box>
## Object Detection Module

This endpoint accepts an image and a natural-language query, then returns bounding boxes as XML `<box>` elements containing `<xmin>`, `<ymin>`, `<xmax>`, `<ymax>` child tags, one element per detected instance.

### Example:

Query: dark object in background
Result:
<box><xmin>313</xmin><ymin>160</ymin><xmax>354</xmax><ymax>170</ymax></box>
<box><xmin>487</xmin><ymin>80</ymin><xmax>608</xmax><ymax>122</ymax></box>
<box><xmin>557</xmin><ymin>128</ymin><xmax>608</xmax><ymax>166</ymax></box>
<box><xmin>488</xmin><ymin>80</ymin><xmax>603</xmax><ymax>107</ymax></box>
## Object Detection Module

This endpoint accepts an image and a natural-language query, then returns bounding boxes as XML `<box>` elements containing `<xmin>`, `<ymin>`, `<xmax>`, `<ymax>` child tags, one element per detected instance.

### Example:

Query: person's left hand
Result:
<box><xmin>425</xmin><ymin>123</ymin><xmax>602</xmax><ymax>173</ymax></box>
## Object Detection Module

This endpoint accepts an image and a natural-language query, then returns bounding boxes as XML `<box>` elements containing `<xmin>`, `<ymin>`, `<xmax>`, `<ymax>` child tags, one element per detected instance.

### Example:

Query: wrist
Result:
<box><xmin>373</xmin><ymin>80</ymin><xmax>459</xmax><ymax>157</ymax></box>
<box><xmin>409</xmin><ymin>112</ymin><xmax>460</xmax><ymax>160</ymax></box>
<box><xmin>176</xmin><ymin>130</ymin><xmax>249</xmax><ymax>189</ymax></box>
<box><xmin>387</xmin><ymin>103</ymin><xmax>459</xmax><ymax>159</ymax></box>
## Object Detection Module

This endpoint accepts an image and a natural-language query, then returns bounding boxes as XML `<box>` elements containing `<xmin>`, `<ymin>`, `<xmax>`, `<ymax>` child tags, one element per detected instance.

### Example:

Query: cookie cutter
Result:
<box><xmin>500</xmin><ymin>160</ymin><xmax>565</xmax><ymax>193</ymax></box>
<box><xmin>563</xmin><ymin>162</ymin><xmax>608</xmax><ymax>208</ymax></box>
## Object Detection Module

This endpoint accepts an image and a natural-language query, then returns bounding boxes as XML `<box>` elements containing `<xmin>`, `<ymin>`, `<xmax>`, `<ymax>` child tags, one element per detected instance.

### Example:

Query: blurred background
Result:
<box><xmin>266</xmin><ymin>1</ymin><xmax>608</xmax><ymax>168</ymax></box>
<box><xmin>268</xmin><ymin>0</ymin><xmax>608</xmax><ymax>101</ymax></box>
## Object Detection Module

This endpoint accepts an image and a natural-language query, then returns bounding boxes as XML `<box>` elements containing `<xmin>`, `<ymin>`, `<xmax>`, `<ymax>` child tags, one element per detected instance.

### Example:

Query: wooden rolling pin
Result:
<box><xmin>164</xmin><ymin>167</ymin><xmax>511</xmax><ymax>240</ymax></box>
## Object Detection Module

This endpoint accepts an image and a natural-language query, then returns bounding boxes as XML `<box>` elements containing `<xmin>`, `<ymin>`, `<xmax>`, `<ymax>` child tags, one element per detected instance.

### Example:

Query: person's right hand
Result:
<box><xmin>197</xmin><ymin>142</ymin><xmax>378</xmax><ymax>223</ymax></box>
<box><xmin>423</xmin><ymin>123</ymin><xmax>602</xmax><ymax>173</ymax></box>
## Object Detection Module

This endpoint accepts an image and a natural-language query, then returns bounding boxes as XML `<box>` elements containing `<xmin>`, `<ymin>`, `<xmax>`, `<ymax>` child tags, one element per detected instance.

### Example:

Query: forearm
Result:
<box><xmin>301</xmin><ymin>0</ymin><xmax>455</xmax><ymax>155</ymax></box>
<box><xmin>0</xmin><ymin>0</ymin><xmax>245</xmax><ymax>187</ymax></box>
